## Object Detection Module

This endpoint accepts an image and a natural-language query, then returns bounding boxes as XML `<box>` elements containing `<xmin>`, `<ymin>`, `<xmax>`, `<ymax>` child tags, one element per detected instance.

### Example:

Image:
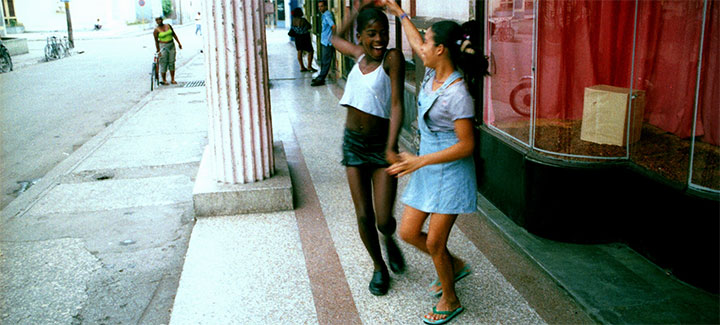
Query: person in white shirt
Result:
<box><xmin>331</xmin><ymin>1</ymin><xmax>407</xmax><ymax>296</ymax></box>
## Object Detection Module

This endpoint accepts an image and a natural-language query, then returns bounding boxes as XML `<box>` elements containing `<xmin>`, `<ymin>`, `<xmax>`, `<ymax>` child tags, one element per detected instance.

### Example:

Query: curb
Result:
<box><xmin>0</xmin><ymin>51</ymin><xmax>203</xmax><ymax>222</ymax></box>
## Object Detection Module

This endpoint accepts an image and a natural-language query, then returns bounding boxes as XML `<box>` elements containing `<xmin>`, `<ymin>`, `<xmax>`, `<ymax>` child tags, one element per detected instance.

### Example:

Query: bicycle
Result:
<box><xmin>150</xmin><ymin>47</ymin><xmax>168</xmax><ymax>91</ymax></box>
<box><xmin>151</xmin><ymin>51</ymin><xmax>159</xmax><ymax>91</ymax></box>
<box><xmin>509</xmin><ymin>75</ymin><xmax>533</xmax><ymax>117</ymax></box>
<box><xmin>0</xmin><ymin>39</ymin><xmax>12</xmax><ymax>73</ymax></box>
<box><xmin>44</xmin><ymin>36</ymin><xmax>69</xmax><ymax>61</ymax></box>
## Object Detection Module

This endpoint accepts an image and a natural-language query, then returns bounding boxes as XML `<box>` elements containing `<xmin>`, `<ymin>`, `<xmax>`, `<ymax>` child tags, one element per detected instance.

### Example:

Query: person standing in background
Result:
<box><xmin>290</xmin><ymin>8</ymin><xmax>317</xmax><ymax>72</ymax></box>
<box><xmin>195</xmin><ymin>12</ymin><xmax>202</xmax><ymax>36</ymax></box>
<box><xmin>153</xmin><ymin>17</ymin><xmax>183</xmax><ymax>85</ymax></box>
<box><xmin>311</xmin><ymin>0</ymin><xmax>335</xmax><ymax>86</ymax></box>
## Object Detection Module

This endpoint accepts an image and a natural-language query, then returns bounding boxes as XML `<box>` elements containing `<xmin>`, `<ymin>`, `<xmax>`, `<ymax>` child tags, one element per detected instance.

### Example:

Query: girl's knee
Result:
<box><xmin>376</xmin><ymin>216</ymin><xmax>397</xmax><ymax>235</ymax></box>
<box><xmin>426</xmin><ymin>236</ymin><xmax>446</xmax><ymax>256</ymax></box>
<box><xmin>398</xmin><ymin>224</ymin><xmax>419</xmax><ymax>244</ymax></box>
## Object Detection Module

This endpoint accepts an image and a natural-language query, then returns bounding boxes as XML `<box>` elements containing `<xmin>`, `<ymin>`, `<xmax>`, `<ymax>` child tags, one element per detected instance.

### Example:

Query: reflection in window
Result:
<box><xmin>534</xmin><ymin>0</ymin><xmax>637</xmax><ymax>158</ymax></box>
<box><xmin>484</xmin><ymin>0</ymin><xmax>535</xmax><ymax>145</ymax></box>
<box><xmin>482</xmin><ymin>0</ymin><xmax>719</xmax><ymax>190</ymax></box>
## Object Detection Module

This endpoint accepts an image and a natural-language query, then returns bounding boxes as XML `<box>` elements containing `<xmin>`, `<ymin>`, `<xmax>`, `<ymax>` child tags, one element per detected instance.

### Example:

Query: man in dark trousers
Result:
<box><xmin>311</xmin><ymin>0</ymin><xmax>335</xmax><ymax>86</ymax></box>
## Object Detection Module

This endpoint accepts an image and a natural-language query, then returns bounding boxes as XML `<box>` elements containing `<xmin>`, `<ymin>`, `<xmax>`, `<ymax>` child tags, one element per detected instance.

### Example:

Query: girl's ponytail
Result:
<box><xmin>431</xmin><ymin>20</ymin><xmax>490</xmax><ymax>101</ymax></box>
<box><xmin>458</xmin><ymin>20</ymin><xmax>489</xmax><ymax>101</ymax></box>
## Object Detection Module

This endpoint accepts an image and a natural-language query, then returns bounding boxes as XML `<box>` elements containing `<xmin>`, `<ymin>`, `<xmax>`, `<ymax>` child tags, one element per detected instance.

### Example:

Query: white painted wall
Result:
<box><xmin>14</xmin><ymin>0</ymin><xmax>136</xmax><ymax>32</ymax></box>
<box><xmin>416</xmin><ymin>0</ymin><xmax>472</xmax><ymax>21</ymax></box>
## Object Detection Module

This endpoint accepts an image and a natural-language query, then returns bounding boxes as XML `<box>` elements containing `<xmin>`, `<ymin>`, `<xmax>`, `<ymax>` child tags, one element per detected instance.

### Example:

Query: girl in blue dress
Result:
<box><xmin>383</xmin><ymin>1</ymin><xmax>488</xmax><ymax>324</ymax></box>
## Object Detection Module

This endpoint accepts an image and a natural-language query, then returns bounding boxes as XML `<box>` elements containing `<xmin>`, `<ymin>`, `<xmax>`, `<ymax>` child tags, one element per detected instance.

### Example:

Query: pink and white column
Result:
<box><xmin>193</xmin><ymin>0</ymin><xmax>292</xmax><ymax>216</ymax></box>
<box><xmin>202</xmin><ymin>0</ymin><xmax>273</xmax><ymax>184</ymax></box>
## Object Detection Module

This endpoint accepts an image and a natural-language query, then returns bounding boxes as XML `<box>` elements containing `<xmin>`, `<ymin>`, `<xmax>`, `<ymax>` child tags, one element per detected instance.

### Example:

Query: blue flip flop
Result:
<box><xmin>423</xmin><ymin>306</ymin><xmax>465</xmax><ymax>324</ymax></box>
<box><xmin>429</xmin><ymin>265</ymin><xmax>472</xmax><ymax>297</ymax></box>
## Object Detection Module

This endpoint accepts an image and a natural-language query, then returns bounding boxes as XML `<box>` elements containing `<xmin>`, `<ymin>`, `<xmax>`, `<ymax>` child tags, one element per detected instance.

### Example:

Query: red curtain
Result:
<box><xmin>698</xmin><ymin>1</ymin><xmax>719</xmax><ymax>146</ymax></box>
<box><xmin>536</xmin><ymin>0</ymin><xmax>719</xmax><ymax>146</ymax></box>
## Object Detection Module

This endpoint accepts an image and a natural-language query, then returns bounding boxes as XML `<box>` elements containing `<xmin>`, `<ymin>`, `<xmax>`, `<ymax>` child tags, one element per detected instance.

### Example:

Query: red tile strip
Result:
<box><xmin>283</xmin><ymin>136</ymin><xmax>362</xmax><ymax>325</ymax></box>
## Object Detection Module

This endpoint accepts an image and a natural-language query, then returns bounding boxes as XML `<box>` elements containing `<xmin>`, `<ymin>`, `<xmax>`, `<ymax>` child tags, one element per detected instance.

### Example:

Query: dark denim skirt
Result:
<box><xmin>341</xmin><ymin>128</ymin><xmax>389</xmax><ymax>167</ymax></box>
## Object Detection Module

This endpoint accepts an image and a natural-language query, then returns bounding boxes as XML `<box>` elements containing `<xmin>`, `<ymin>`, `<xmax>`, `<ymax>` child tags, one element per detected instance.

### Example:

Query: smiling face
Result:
<box><xmin>358</xmin><ymin>20</ymin><xmax>389</xmax><ymax>60</ymax></box>
<box><xmin>420</xmin><ymin>28</ymin><xmax>443</xmax><ymax>68</ymax></box>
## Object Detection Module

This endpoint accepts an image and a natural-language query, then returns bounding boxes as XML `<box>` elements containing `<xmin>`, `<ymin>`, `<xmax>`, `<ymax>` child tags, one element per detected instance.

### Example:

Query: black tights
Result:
<box><xmin>346</xmin><ymin>165</ymin><xmax>398</xmax><ymax>271</ymax></box>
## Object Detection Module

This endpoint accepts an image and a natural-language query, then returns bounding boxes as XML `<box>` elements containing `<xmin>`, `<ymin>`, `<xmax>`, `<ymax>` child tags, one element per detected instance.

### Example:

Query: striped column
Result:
<box><xmin>202</xmin><ymin>0</ymin><xmax>273</xmax><ymax>184</ymax></box>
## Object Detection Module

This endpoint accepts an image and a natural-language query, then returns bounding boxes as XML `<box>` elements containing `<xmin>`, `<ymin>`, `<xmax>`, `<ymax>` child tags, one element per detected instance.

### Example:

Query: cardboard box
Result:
<box><xmin>580</xmin><ymin>85</ymin><xmax>645</xmax><ymax>146</ymax></box>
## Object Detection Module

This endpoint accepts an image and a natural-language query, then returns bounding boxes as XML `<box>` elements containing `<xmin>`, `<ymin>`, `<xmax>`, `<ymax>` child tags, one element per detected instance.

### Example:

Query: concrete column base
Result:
<box><xmin>192</xmin><ymin>142</ymin><xmax>293</xmax><ymax>217</ymax></box>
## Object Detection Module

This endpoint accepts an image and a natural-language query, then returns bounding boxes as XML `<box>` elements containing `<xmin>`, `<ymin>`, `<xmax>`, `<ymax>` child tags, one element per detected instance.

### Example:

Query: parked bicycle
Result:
<box><xmin>44</xmin><ymin>36</ymin><xmax>70</xmax><ymax>61</ymax></box>
<box><xmin>0</xmin><ymin>39</ymin><xmax>12</xmax><ymax>73</ymax></box>
<box><xmin>150</xmin><ymin>47</ymin><xmax>169</xmax><ymax>91</ymax></box>
<box><xmin>151</xmin><ymin>51</ymin><xmax>160</xmax><ymax>91</ymax></box>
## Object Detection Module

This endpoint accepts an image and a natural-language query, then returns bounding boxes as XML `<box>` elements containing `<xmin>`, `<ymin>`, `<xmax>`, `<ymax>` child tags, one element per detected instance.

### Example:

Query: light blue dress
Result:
<box><xmin>401</xmin><ymin>69</ymin><xmax>477</xmax><ymax>214</ymax></box>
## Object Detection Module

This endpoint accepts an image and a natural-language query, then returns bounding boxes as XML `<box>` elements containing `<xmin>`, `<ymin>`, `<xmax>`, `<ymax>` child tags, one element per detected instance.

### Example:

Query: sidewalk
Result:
<box><xmin>167</xmin><ymin>30</ymin><xmax>576</xmax><ymax>324</ymax></box>
<box><xmin>1</xmin><ymin>28</ymin><xmax>717</xmax><ymax>324</ymax></box>
<box><xmin>0</xmin><ymin>52</ymin><xmax>207</xmax><ymax>323</ymax></box>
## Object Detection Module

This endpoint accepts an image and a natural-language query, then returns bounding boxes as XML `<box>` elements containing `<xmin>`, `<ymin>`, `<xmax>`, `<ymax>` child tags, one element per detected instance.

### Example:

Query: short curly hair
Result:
<box><xmin>291</xmin><ymin>7</ymin><xmax>303</xmax><ymax>18</ymax></box>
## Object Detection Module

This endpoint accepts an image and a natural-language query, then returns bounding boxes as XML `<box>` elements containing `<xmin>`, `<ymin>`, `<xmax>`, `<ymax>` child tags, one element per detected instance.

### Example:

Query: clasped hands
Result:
<box><xmin>387</xmin><ymin>151</ymin><xmax>424</xmax><ymax>178</ymax></box>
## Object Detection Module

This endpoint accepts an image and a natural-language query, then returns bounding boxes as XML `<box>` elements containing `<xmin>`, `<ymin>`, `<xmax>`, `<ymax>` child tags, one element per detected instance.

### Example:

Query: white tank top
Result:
<box><xmin>339</xmin><ymin>54</ymin><xmax>391</xmax><ymax>119</ymax></box>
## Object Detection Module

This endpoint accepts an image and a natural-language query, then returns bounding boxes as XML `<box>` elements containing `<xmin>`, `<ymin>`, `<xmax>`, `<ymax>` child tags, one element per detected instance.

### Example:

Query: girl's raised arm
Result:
<box><xmin>331</xmin><ymin>0</ymin><xmax>375</xmax><ymax>59</ymax></box>
<box><xmin>382</xmin><ymin>0</ymin><xmax>424</xmax><ymax>57</ymax></box>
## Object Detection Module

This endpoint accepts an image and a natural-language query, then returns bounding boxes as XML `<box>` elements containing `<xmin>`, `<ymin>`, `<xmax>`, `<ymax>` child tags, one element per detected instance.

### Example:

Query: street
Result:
<box><xmin>0</xmin><ymin>24</ymin><xmax>203</xmax><ymax>324</ymax></box>
<box><xmin>0</xmin><ymin>24</ymin><xmax>201</xmax><ymax>210</ymax></box>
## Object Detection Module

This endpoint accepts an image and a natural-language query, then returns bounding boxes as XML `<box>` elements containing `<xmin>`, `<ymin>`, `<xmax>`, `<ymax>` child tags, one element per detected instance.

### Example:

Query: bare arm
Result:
<box><xmin>153</xmin><ymin>29</ymin><xmax>160</xmax><ymax>52</ymax></box>
<box><xmin>331</xmin><ymin>0</ymin><xmax>373</xmax><ymax>59</ymax></box>
<box><xmin>387</xmin><ymin>118</ymin><xmax>475</xmax><ymax>177</ymax></box>
<box><xmin>382</xmin><ymin>0</ymin><xmax>424</xmax><ymax>60</ymax></box>
<box><xmin>384</xmin><ymin>49</ymin><xmax>406</xmax><ymax>164</ymax></box>
<box><xmin>169</xmin><ymin>25</ymin><xmax>182</xmax><ymax>49</ymax></box>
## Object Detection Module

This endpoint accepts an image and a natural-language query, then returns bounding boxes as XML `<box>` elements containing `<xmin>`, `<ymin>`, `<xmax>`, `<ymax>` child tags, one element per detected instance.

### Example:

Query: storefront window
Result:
<box><xmin>534</xmin><ymin>0</ymin><xmax>638</xmax><ymax>159</ymax></box>
<box><xmin>484</xmin><ymin>0</ymin><xmax>535</xmax><ymax>145</ymax></box>
<box><xmin>482</xmin><ymin>0</ymin><xmax>719</xmax><ymax>190</ymax></box>
<box><xmin>627</xmin><ymin>1</ymin><xmax>708</xmax><ymax>185</ymax></box>
<box><xmin>690</xmin><ymin>1</ymin><xmax>720</xmax><ymax>191</ymax></box>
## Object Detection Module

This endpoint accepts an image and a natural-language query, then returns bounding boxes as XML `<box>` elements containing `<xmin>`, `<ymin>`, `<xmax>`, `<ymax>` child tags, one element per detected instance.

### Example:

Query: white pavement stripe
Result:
<box><xmin>169</xmin><ymin>213</ymin><xmax>318</xmax><ymax>325</ymax></box>
<box><xmin>26</xmin><ymin>176</ymin><xmax>193</xmax><ymax>215</ymax></box>
<box><xmin>74</xmin><ymin>134</ymin><xmax>206</xmax><ymax>171</ymax></box>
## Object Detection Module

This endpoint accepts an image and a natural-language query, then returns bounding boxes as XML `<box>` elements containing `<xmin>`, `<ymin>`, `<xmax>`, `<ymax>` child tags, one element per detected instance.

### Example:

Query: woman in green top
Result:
<box><xmin>153</xmin><ymin>17</ymin><xmax>183</xmax><ymax>85</ymax></box>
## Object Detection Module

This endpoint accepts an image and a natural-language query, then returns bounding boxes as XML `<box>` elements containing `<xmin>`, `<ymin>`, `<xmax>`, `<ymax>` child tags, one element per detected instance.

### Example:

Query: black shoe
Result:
<box><xmin>368</xmin><ymin>269</ymin><xmax>390</xmax><ymax>296</ymax></box>
<box><xmin>311</xmin><ymin>79</ymin><xmax>325</xmax><ymax>87</ymax></box>
<box><xmin>386</xmin><ymin>238</ymin><xmax>406</xmax><ymax>274</ymax></box>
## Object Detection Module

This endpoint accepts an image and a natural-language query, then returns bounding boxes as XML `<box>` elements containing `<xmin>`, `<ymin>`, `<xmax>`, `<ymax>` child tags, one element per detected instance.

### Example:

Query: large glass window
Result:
<box><xmin>484</xmin><ymin>0</ymin><xmax>535</xmax><ymax>145</ymax></box>
<box><xmin>628</xmin><ymin>0</ymin><xmax>707</xmax><ymax>185</ymax></box>
<box><xmin>483</xmin><ymin>0</ymin><xmax>719</xmax><ymax>191</ymax></box>
<box><xmin>690</xmin><ymin>0</ymin><xmax>720</xmax><ymax>191</ymax></box>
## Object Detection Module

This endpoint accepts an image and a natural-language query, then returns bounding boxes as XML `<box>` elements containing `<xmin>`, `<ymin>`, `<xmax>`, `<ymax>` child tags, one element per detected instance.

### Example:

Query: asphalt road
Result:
<box><xmin>0</xmin><ymin>25</ymin><xmax>201</xmax><ymax>210</ymax></box>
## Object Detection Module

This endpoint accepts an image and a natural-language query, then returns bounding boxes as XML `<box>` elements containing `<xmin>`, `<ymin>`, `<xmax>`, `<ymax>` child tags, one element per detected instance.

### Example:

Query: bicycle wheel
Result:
<box><xmin>60</xmin><ymin>43</ymin><xmax>69</xmax><ymax>57</ymax></box>
<box><xmin>0</xmin><ymin>51</ymin><xmax>12</xmax><ymax>73</ymax></box>
<box><xmin>509</xmin><ymin>81</ymin><xmax>532</xmax><ymax>117</ymax></box>
<box><xmin>151</xmin><ymin>63</ymin><xmax>156</xmax><ymax>91</ymax></box>
<box><xmin>50</xmin><ymin>45</ymin><xmax>61</xmax><ymax>60</ymax></box>
<box><xmin>154</xmin><ymin>63</ymin><xmax>160</xmax><ymax>87</ymax></box>
<box><xmin>44</xmin><ymin>44</ymin><xmax>53</xmax><ymax>61</ymax></box>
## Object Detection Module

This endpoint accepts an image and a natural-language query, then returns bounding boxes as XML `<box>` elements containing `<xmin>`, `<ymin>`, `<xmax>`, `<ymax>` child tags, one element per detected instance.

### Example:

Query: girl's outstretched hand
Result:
<box><xmin>387</xmin><ymin>152</ymin><xmax>424</xmax><ymax>177</ymax></box>
<box><xmin>378</xmin><ymin>0</ymin><xmax>403</xmax><ymax>16</ymax></box>
<box><xmin>385</xmin><ymin>150</ymin><xmax>400</xmax><ymax>165</ymax></box>
<box><xmin>354</xmin><ymin>0</ymin><xmax>378</xmax><ymax>10</ymax></box>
